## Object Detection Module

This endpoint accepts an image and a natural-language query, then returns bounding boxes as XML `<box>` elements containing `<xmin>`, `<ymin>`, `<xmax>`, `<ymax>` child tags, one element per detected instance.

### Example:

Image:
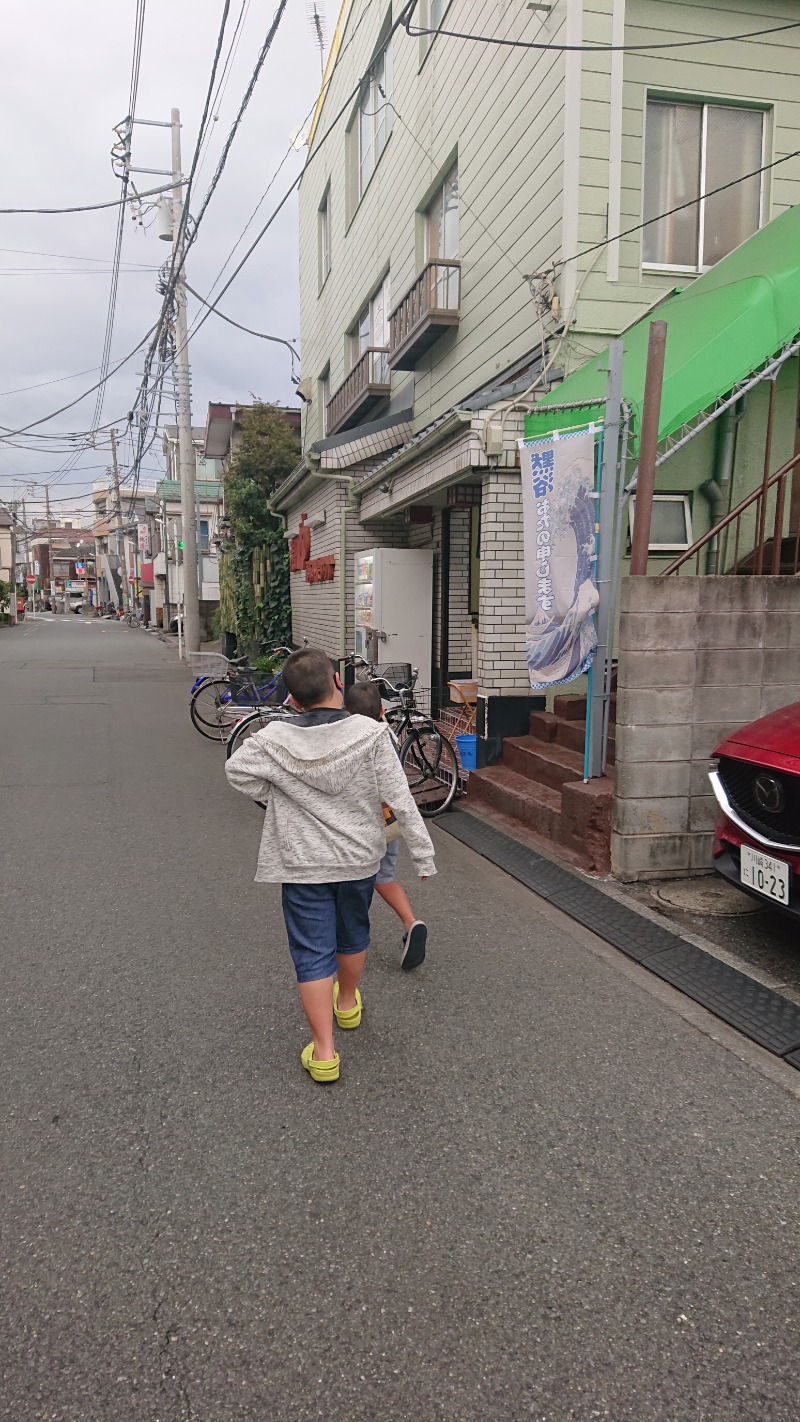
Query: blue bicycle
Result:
<box><xmin>189</xmin><ymin>648</ymin><xmax>292</xmax><ymax>741</ymax></box>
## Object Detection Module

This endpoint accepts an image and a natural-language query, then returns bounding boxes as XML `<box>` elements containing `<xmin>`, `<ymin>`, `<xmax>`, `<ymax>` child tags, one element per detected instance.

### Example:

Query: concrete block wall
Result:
<box><xmin>477</xmin><ymin>470</ymin><xmax>530</xmax><ymax>696</ymax></box>
<box><xmin>612</xmin><ymin>576</ymin><xmax>800</xmax><ymax>881</ymax></box>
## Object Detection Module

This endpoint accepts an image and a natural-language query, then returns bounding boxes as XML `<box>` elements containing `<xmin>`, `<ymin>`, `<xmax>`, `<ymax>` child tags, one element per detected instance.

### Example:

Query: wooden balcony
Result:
<box><xmin>388</xmin><ymin>259</ymin><xmax>461</xmax><ymax>371</ymax></box>
<box><xmin>326</xmin><ymin>347</ymin><xmax>391</xmax><ymax>436</ymax></box>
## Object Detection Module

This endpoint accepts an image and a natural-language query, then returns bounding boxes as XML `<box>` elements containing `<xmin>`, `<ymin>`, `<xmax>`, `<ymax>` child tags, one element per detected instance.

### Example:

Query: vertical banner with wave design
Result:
<box><xmin>519</xmin><ymin>427</ymin><xmax>599</xmax><ymax>692</ymax></box>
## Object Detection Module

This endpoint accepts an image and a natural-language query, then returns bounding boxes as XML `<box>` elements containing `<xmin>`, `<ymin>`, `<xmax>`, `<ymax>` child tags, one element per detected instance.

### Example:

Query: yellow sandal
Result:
<box><xmin>333</xmin><ymin>981</ymin><xmax>362</xmax><ymax>1029</ymax></box>
<box><xmin>300</xmin><ymin>1041</ymin><xmax>340</xmax><ymax>1083</ymax></box>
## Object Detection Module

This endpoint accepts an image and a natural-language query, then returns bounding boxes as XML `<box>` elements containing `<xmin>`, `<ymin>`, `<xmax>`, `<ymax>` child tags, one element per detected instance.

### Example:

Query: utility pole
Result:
<box><xmin>160</xmin><ymin>498</ymin><xmax>172</xmax><ymax>629</ymax></box>
<box><xmin>169</xmin><ymin>108</ymin><xmax>200</xmax><ymax>654</ymax></box>
<box><xmin>109</xmin><ymin>427</ymin><xmax>127</xmax><ymax>612</ymax></box>
<box><xmin>630</xmin><ymin>321</ymin><xmax>667</xmax><ymax>577</ymax></box>
<box><xmin>44</xmin><ymin>483</ymin><xmax>56</xmax><ymax>611</ymax></box>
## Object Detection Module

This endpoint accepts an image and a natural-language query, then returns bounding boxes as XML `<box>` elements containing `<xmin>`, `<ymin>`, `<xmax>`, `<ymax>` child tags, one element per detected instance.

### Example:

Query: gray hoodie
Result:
<box><xmin>224</xmin><ymin>713</ymin><xmax>437</xmax><ymax>883</ymax></box>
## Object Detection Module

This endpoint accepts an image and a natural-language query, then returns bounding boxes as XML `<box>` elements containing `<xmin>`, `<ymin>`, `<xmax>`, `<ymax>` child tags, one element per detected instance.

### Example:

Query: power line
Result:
<box><xmin>0</xmin><ymin>245</ymin><xmax>157</xmax><ymax>266</ymax></box>
<box><xmin>184</xmin><ymin>282</ymin><xmax>298</xmax><ymax>360</ymax></box>
<box><xmin>385</xmin><ymin>98</ymin><xmax>525</xmax><ymax>279</ymax></box>
<box><xmin>193</xmin><ymin>0</ymin><xmax>253</xmax><ymax>188</ymax></box>
<box><xmin>552</xmin><ymin>147</ymin><xmax>800</xmax><ymax>271</ymax></box>
<box><xmin>89</xmin><ymin>0</ymin><xmax>149</xmax><ymax>436</ymax></box>
<box><xmin>181</xmin><ymin>2</ymin><xmax>418</xmax><ymax>359</ymax></box>
<box><xmin>405</xmin><ymin>14</ymin><xmax>800</xmax><ymax>52</ymax></box>
<box><xmin>201</xmin><ymin>0</ymin><xmax>380</xmax><ymax>307</ymax></box>
<box><xmin>0</xmin><ymin>326</ymin><xmax>158</xmax><ymax>439</ymax></box>
<box><xmin>0</xmin><ymin>179</ymin><xmax>187</xmax><ymax>215</ymax></box>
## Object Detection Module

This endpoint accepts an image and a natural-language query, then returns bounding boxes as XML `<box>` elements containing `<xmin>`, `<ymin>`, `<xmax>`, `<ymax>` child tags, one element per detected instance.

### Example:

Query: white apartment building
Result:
<box><xmin>274</xmin><ymin>0</ymin><xmax>800</xmax><ymax>729</ymax></box>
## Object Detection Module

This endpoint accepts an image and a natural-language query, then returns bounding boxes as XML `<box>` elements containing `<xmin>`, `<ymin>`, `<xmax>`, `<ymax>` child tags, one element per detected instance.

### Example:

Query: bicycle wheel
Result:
<box><xmin>399</xmin><ymin>726</ymin><xmax>459</xmax><ymax>817</ymax></box>
<box><xmin>190</xmin><ymin>677</ymin><xmax>239</xmax><ymax>740</ymax></box>
<box><xmin>226</xmin><ymin>707</ymin><xmax>288</xmax><ymax>758</ymax></box>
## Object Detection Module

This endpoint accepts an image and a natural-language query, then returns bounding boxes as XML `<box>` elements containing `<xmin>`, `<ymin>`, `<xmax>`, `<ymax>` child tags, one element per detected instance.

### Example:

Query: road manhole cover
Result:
<box><xmin>652</xmin><ymin>880</ymin><xmax>761</xmax><ymax>916</ymax></box>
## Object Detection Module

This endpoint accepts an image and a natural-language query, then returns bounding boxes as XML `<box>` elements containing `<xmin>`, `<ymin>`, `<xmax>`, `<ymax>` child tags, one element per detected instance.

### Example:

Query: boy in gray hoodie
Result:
<box><xmin>225</xmin><ymin>646</ymin><xmax>436</xmax><ymax>1084</ymax></box>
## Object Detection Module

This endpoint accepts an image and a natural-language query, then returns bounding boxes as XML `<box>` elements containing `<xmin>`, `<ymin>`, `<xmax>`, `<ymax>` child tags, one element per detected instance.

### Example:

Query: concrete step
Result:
<box><xmin>529</xmin><ymin>710</ymin><xmax>615</xmax><ymax>765</ymax></box>
<box><xmin>502</xmin><ymin>736</ymin><xmax>584</xmax><ymax>790</ymax></box>
<box><xmin>552</xmin><ymin>693</ymin><xmax>586</xmax><ymax>721</ymax></box>
<box><xmin>466</xmin><ymin>765</ymin><xmax>563</xmax><ymax>842</ymax></box>
<box><xmin>552</xmin><ymin>692</ymin><xmax>616</xmax><ymax>723</ymax></box>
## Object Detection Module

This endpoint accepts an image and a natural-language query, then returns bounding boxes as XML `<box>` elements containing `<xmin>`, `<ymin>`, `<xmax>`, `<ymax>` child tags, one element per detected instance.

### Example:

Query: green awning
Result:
<box><xmin>156</xmin><ymin>479</ymin><xmax>224</xmax><ymax>500</ymax></box>
<box><xmin>525</xmin><ymin>205</ymin><xmax>800</xmax><ymax>454</ymax></box>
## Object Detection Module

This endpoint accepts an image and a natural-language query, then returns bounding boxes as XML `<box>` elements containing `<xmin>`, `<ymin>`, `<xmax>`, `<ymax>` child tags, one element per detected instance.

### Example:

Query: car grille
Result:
<box><xmin>717</xmin><ymin>755</ymin><xmax>800</xmax><ymax>847</ymax></box>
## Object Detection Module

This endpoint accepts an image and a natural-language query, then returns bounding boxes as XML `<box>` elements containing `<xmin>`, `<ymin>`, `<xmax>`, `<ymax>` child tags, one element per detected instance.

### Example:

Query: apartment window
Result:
<box><xmin>318</xmin><ymin>188</ymin><xmax>331</xmax><ymax>288</ymax></box>
<box><xmin>351</xmin><ymin>274</ymin><xmax>391</xmax><ymax>368</ymax></box>
<box><xmin>425</xmin><ymin>165</ymin><xmax>459</xmax><ymax>260</ymax></box>
<box><xmin>629</xmin><ymin>495</ymin><xmax>693</xmax><ymax>553</ymax></box>
<box><xmin>643</xmin><ymin>100</ymin><xmax>765</xmax><ymax>271</ymax></box>
<box><xmin>349</xmin><ymin>37</ymin><xmax>393</xmax><ymax>206</ymax></box>
<box><xmin>430</xmin><ymin>0</ymin><xmax>450</xmax><ymax>28</ymax></box>
<box><xmin>199</xmin><ymin>519</ymin><xmax>210</xmax><ymax>554</ymax></box>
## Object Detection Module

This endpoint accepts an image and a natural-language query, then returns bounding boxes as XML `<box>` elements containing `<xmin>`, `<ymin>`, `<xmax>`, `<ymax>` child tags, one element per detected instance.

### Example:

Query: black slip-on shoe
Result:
<box><xmin>400</xmin><ymin>920</ymin><xmax>427</xmax><ymax>971</ymax></box>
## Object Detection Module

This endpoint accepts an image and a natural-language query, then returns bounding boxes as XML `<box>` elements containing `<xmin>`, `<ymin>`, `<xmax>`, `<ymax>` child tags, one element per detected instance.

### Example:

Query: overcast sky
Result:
<box><xmin>0</xmin><ymin>0</ymin><xmax>325</xmax><ymax>522</ymax></box>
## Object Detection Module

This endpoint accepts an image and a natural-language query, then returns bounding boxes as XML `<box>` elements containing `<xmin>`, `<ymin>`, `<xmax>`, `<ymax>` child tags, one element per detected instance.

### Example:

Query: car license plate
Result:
<box><xmin>740</xmin><ymin>845</ymin><xmax>790</xmax><ymax>905</ymax></box>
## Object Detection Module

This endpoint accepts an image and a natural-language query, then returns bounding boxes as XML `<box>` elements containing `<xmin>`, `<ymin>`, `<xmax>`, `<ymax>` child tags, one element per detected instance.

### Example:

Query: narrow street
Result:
<box><xmin>2</xmin><ymin>618</ymin><xmax>799</xmax><ymax>1422</ymax></box>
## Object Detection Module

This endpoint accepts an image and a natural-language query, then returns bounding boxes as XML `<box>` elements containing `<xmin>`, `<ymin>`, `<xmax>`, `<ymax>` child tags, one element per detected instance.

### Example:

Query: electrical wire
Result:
<box><xmin>88</xmin><ymin>0</ymin><xmax>148</xmax><ymax>437</ymax></box>
<box><xmin>551</xmin><ymin>147</ymin><xmax>800</xmax><ymax>272</ymax></box>
<box><xmin>0</xmin><ymin>245</ymin><xmax>157</xmax><ymax>266</ymax></box>
<box><xmin>180</xmin><ymin>1</ymin><xmax>419</xmax><ymax>362</ymax></box>
<box><xmin>0</xmin><ymin>325</ymin><xmax>159</xmax><ymax>439</ymax></box>
<box><xmin>184</xmin><ymin>282</ymin><xmax>298</xmax><ymax>362</ymax></box>
<box><xmin>202</xmin><ymin>0</ymin><xmax>380</xmax><ymax>307</ymax></box>
<box><xmin>405</xmin><ymin>15</ymin><xmax>800</xmax><ymax>52</ymax></box>
<box><xmin>118</xmin><ymin>0</ymin><xmax>236</xmax><ymax>509</ymax></box>
<box><xmin>0</xmin><ymin>180</ymin><xmax>186</xmax><ymax>215</ymax></box>
<box><xmin>384</xmin><ymin>97</ymin><xmax>526</xmax><ymax>278</ymax></box>
<box><xmin>192</xmin><ymin>0</ymin><xmax>253</xmax><ymax>188</ymax></box>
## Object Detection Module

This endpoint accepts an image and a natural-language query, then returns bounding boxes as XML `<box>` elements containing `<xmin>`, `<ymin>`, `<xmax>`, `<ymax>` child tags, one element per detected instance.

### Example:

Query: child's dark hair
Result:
<box><xmin>282</xmin><ymin>646</ymin><xmax>337</xmax><ymax>709</ymax></box>
<box><xmin>344</xmin><ymin>681</ymin><xmax>382</xmax><ymax>721</ymax></box>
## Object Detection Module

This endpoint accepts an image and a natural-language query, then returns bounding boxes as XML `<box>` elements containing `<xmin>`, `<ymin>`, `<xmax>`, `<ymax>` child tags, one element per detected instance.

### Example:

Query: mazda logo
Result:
<box><xmin>753</xmin><ymin>773</ymin><xmax>784</xmax><ymax>815</ymax></box>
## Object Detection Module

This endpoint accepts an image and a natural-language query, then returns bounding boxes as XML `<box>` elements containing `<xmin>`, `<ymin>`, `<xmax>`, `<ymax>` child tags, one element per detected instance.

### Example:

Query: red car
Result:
<box><xmin>711</xmin><ymin>702</ymin><xmax>800</xmax><ymax>921</ymax></box>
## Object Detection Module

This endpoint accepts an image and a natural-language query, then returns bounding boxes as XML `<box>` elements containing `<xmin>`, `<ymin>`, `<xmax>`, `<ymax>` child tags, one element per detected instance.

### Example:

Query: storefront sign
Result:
<box><xmin>289</xmin><ymin>513</ymin><xmax>311</xmax><ymax>572</ymax></box>
<box><xmin>519</xmin><ymin>427</ymin><xmax>598</xmax><ymax>692</ymax></box>
<box><xmin>305</xmin><ymin>555</ymin><xmax>335</xmax><ymax>583</ymax></box>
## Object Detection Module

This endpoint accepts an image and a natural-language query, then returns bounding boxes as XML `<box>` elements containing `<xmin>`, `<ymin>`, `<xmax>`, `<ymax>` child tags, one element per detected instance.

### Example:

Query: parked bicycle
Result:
<box><xmin>190</xmin><ymin>647</ymin><xmax>294</xmax><ymax>741</ymax></box>
<box><xmin>345</xmin><ymin>654</ymin><xmax>459</xmax><ymax>818</ymax></box>
<box><xmin>124</xmin><ymin>608</ymin><xmax>142</xmax><ymax>628</ymax></box>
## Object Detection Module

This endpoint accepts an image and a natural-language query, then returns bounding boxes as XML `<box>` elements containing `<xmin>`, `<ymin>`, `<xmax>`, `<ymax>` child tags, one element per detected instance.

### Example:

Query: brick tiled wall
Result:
<box><xmin>448</xmin><ymin>509</ymin><xmax>472</xmax><ymax>675</ymax></box>
<box><xmin>477</xmin><ymin>471</ymin><xmax>529</xmax><ymax>695</ymax></box>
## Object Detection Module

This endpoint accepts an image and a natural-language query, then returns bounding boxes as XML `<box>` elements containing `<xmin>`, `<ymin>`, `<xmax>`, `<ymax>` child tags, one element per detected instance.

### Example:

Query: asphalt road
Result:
<box><xmin>2</xmin><ymin>616</ymin><xmax>799</xmax><ymax>1422</ymax></box>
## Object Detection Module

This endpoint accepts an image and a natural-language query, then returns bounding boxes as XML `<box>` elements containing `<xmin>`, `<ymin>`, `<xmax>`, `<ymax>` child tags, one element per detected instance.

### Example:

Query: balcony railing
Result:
<box><xmin>389</xmin><ymin>259</ymin><xmax>461</xmax><ymax>370</ymax></box>
<box><xmin>326</xmin><ymin>347</ymin><xmax>391</xmax><ymax>436</ymax></box>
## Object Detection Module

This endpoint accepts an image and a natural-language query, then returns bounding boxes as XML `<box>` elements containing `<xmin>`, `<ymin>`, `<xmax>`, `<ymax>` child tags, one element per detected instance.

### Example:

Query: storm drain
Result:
<box><xmin>437</xmin><ymin>810</ymin><xmax>800</xmax><ymax>1068</ymax></box>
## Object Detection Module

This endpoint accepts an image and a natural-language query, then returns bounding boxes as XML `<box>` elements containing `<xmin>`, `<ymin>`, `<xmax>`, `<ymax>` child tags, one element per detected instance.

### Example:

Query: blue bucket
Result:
<box><xmin>455</xmin><ymin>733</ymin><xmax>477</xmax><ymax>771</ymax></box>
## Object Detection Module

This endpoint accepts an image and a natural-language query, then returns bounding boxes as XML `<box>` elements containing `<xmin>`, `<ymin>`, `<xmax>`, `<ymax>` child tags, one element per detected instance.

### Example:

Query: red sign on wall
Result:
<box><xmin>305</xmin><ymin>555</ymin><xmax>335</xmax><ymax>583</ymax></box>
<box><xmin>289</xmin><ymin>513</ymin><xmax>311</xmax><ymax>572</ymax></box>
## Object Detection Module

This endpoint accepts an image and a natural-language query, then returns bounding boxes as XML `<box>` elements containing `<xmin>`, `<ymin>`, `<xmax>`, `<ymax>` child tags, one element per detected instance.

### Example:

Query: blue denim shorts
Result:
<box><xmin>281</xmin><ymin>877</ymin><xmax>377</xmax><ymax>983</ymax></box>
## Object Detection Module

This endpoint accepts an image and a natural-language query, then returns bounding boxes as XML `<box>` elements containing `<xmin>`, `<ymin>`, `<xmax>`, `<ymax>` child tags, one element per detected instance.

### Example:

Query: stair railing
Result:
<box><xmin>661</xmin><ymin>447</ymin><xmax>800</xmax><ymax>576</ymax></box>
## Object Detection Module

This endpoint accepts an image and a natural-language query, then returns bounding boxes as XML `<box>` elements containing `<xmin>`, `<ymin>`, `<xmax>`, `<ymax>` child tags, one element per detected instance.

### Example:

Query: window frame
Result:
<box><xmin>424</xmin><ymin>163</ymin><xmax>459</xmax><ymax>262</ymax></box>
<box><xmin>347</xmin><ymin>33</ymin><xmax>394</xmax><ymax>215</ymax></box>
<box><xmin>628</xmin><ymin>494</ymin><xmax>694</xmax><ymax>554</ymax></box>
<box><xmin>318</xmin><ymin>186</ymin><xmax>331</xmax><ymax>290</ymax></box>
<box><xmin>419</xmin><ymin>0</ymin><xmax>453</xmax><ymax>65</ymax></box>
<box><xmin>642</xmin><ymin>97</ymin><xmax>767</xmax><ymax>276</ymax></box>
<box><xmin>349</xmin><ymin>273</ymin><xmax>391</xmax><ymax>367</ymax></box>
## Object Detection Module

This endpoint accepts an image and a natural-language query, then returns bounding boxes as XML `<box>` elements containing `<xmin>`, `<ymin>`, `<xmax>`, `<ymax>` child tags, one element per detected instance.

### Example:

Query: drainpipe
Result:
<box><xmin>703</xmin><ymin>400</ymin><xmax>744</xmax><ymax>573</ymax></box>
